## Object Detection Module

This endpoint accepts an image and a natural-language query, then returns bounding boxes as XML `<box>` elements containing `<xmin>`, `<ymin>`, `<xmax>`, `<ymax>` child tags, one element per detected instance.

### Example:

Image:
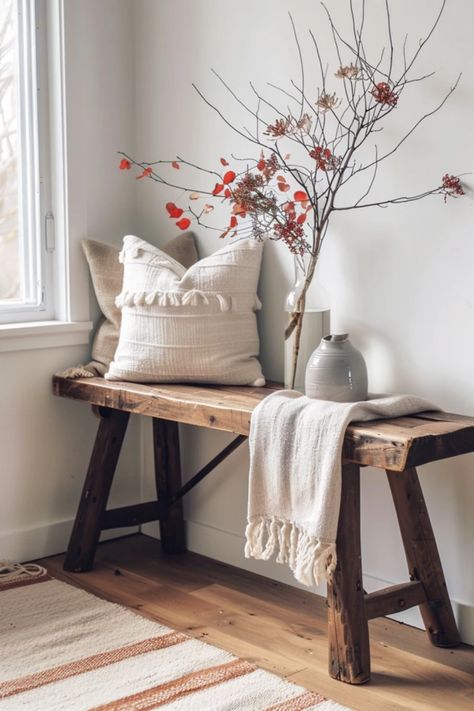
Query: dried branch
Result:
<box><xmin>289</xmin><ymin>13</ymin><xmax>305</xmax><ymax>119</ymax></box>
<box><xmin>334</xmin><ymin>185</ymin><xmax>448</xmax><ymax>210</ymax></box>
<box><xmin>396</xmin><ymin>0</ymin><xmax>446</xmax><ymax>87</ymax></box>
<box><xmin>120</xmin><ymin>0</ymin><xmax>466</xmax><ymax>387</ymax></box>
<box><xmin>211</xmin><ymin>68</ymin><xmax>270</xmax><ymax>129</ymax></box>
<box><xmin>351</xmin><ymin>74</ymin><xmax>461</xmax><ymax>181</ymax></box>
<box><xmin>355</xmin><ymin>145</ymin><xmax>379</xmax><ymax>206</ymax></box>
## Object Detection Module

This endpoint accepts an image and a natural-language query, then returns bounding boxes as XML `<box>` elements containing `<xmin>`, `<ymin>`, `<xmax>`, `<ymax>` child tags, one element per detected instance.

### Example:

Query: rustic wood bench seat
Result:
<box><xmin>53</xmin><ymin>374</ymin><xmax>474</xmax><ymax>684</ymax></box>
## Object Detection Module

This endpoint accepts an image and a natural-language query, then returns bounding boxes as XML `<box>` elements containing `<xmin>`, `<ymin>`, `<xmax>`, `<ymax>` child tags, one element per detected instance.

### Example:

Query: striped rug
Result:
<box><xmin>0</xmin><ymin>563</ymin><xmax>351</xmax><ymax>710</ymax></box>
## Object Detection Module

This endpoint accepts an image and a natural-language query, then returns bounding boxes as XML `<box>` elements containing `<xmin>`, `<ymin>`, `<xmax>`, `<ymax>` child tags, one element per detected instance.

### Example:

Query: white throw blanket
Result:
<box><xmin>245</xmin><ymin>391</ymin><xmax>439</xmax><ymax>587</ymax></box>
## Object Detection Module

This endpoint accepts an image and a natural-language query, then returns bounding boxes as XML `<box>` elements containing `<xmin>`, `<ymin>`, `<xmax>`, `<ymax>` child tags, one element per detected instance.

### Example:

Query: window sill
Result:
<box><xmin>0</xmin><ymin>320</ymin><xmax>93</xmax><ymax>353</ymax></box>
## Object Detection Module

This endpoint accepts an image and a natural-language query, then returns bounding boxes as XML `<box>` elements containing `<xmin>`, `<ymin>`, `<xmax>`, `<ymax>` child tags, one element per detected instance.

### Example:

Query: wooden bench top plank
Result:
<box><xmin>52</xmin><ymin>375</ymin><xmax>280</xmax><ymax>435</ymax></box>
<box><xmin>52</xmin><ymin>376</ymin><xmax>474</xmax><ymax>471</ymax></box>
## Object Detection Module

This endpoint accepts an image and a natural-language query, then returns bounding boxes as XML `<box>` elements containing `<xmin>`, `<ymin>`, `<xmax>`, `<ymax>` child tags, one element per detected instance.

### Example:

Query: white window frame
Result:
<box><xmin>47</xmin><ymin>0</ymin><xmax>92</xmax><ymax>327</ymax></box>
<box><xmin>0</xmin><ymin>0</ymin><xmax>54</xmax><ymax>324</ymax></box>
<box><xmin>0</xmin><ymin>0</ymin><xmax>92</xmax><ymax>348</ymax></box>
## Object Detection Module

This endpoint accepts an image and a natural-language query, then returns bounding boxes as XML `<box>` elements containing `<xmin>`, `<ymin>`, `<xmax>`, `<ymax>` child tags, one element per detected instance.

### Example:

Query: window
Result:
<box><xmin>0</xmin><ymin>0</ymin><xmax>52</xmax><ymax>324</ymax></box>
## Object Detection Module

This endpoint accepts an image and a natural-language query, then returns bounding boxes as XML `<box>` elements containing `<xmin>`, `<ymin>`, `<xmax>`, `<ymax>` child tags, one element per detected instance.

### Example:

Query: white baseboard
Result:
<box><xmin>142</xmin><ymin>518</ymin><xmax>321</xmax><ymax>593</ymax></box>
<box><xmin>142</xmin><ymin>517</ymin><xmax>474</xmax><ymax>646</ymax></box>
<box><xmin>0</xmin><ymin>519</ymin><xmax>138</xmax><ymax>564</ymax></box>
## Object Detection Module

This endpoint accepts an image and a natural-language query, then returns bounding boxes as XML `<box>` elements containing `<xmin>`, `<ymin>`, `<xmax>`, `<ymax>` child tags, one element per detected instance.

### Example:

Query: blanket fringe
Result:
<box><xmin>245</xmin><ymin>517</ymin><xmax>337</xmax><ymax>587</ymax></box>
<box><xmin>0</xmin><ymin>561</ymin><xmax>47</xmax><ymax>586</ymax></box>
<box><xmin>55</xmin><ymin>365</ymin><xmax>96</xmax><ymax>379</ymax></box>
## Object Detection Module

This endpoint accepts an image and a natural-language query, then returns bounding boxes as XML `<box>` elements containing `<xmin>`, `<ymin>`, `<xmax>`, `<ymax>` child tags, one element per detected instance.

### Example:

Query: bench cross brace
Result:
<box><xmin>64</xmin><ymin>409</ymin><xmax>246</xmax><ymax>571</ymax></box>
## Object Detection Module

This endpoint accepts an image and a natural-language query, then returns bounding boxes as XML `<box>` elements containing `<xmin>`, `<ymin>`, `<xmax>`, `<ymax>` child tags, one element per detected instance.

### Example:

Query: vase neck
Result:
<box><xmin>285</xmin><ymin>255</ymin><xmax>308</xmax><ymax>312</ymax></box>
<box><xmin>325</xmin><ymin>334</ymin><xmax>348</xmax><ymax>343</ymax></box>
<box><xmin>319</xmin><ymin>333</ymin><xmax>351</xmax><ymax>352</ymax></box>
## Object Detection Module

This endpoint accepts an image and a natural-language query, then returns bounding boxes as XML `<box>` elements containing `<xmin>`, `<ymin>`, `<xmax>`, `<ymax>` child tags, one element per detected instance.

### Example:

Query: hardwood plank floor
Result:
<box><xmin>39</xmin><ymin>534</ymin><xmax>474</xmax><ymax>711</ymax></box>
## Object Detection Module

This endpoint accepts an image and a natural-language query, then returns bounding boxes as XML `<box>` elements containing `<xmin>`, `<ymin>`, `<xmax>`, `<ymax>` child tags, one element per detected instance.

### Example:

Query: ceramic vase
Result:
<box><xmin>305</xmin><ymin>334</ymin><xmax>368</xmax><ymax>402</ymax></box>
<box><xmin>284</xmin><ymin>257</ymin><xmax>329</xmax><ymax>391</ymax></box>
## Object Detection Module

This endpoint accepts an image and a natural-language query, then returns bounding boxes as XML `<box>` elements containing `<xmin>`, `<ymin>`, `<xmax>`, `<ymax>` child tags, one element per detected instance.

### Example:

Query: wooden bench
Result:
<box><xmin>53</xmin><ymin>375</ymin><xmax>474</xmax><ymax>684</ymax></box>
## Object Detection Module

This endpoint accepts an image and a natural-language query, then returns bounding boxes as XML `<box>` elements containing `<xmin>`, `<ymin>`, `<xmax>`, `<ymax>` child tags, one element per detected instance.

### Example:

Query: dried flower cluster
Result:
<box><xmin>274</xmin><ymin>219</ymin><xmax>307</xmax><ymax>255</ymax></box>
<box><xmin>371</xmin><ymin>82</ymin><xmax>398</xmax><ymax>107</ymax></box>
<box><xmin>335</xmin><ymin>63</ymin><xmax>359</xmax><ymax>79</ymax></box>
<box><xmin>264</xmin><ymin>117</ymin><xmax>292</xmax><ymax>138</ymax></box>
<box><xmin>442</xmin><ymin>174</ymin><xmax>465</xmax><ymax>201</ymax></box>
<box><xmin>315</xmin><ymin>91</ymin><xmax>342</xmax><ymax>112</ymax></box>
<box><xmin>264</xmin><ymin>113</ymin><xmax>313</xmax><ymax>138</ymax></box>
<box><xmin>256</xmin><ymin>152</ymin><xmax>280</xmax><ymax>180</ymax></box>
<box><xmin>309</xmin><ymin>146</ymin><xmax>342</xmax><ymax>172</ymax></box>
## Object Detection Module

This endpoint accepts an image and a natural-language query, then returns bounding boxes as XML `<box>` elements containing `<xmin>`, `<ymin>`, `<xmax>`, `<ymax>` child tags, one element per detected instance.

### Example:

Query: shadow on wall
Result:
<box><xmin>257</xmin><ymin>242</ymin><xmax>289</xmax><ymax>383</ymax></box>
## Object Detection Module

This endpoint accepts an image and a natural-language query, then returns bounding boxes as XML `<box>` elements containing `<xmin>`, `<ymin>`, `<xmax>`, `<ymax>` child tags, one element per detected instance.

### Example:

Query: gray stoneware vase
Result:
<box><xmin>305</xmin><ymin>334</ymin><xmax>368</xmax><ymax>402</ymax></box>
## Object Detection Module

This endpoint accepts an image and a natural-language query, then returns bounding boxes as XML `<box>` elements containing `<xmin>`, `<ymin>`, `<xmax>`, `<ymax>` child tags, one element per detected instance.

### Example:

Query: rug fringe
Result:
<box><xmin>244</xmin><ymin>517</ymin><xmax>337</xmax><ymax>587</ymax></box>
<box><xmin>0</xmin><ymin>561</ymin><xmax>48</xmax><ymax>586</ymax></box>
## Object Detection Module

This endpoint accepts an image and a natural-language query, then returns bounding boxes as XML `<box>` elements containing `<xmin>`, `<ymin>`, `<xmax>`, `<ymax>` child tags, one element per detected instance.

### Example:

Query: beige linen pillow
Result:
<box><xmin>106</xmin><ymin>235</ymin><xmax>265</xmax><ymax>386</ymax></box>
<box><xmin>60</xmin><ymin>232</ymin><xmax>198</xmax><ymax>378</ymax></box>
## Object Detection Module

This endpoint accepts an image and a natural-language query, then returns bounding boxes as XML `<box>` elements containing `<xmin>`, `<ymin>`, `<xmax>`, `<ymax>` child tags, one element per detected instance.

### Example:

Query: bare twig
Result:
<box><xmin>289</xmin><ymin>13</ymin><xmax>305</xmax><ymax>119</ymax></box>
<box><xmin>396</xmin><ymin>0</ymin><xmax>446</xmax><ymax>87</ymax></box>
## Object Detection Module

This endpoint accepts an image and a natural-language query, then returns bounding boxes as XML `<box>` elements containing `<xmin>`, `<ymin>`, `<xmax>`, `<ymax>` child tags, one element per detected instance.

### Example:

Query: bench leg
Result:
<box><xmin>153</xmin><ymin>418</ymin><xmax>186</xmax><ymax>554</ymax></box>
<box><xmin>386</xmin><ymin>467</ymin><xmax>460</xmax><ymax>647</ymax></box>
<box><xmin>64</xmin><ymin>408</ymin><xmax>130</xmax><ymax>572</ymax></box>
<box><xmin>327</xmin><ymin>462</ymin><xmax>371</xmax><ymax>684</ymax></box>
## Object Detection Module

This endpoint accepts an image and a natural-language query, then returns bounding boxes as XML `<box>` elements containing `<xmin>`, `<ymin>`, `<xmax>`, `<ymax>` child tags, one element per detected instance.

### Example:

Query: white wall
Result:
<box><xmin>0</xmin><ymin>0</ymin><xmax>140</xmax><ymax>562</ymax></box>
<box><xmin>134</xmin><ymin>0</ymin><xmax>474</xmax><ymax>643</ymax></box>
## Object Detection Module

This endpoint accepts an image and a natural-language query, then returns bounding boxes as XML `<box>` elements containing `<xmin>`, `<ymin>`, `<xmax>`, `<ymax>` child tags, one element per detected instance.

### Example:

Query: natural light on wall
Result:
<box><xmin>0</xmin><ymin>0</ymin><xmax>52</xmax><ymax>324</ymax></box>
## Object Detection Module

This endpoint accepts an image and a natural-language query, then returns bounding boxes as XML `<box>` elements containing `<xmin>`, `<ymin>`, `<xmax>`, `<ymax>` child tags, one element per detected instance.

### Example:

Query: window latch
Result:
<box><xmin>45</xmin><ymin>212</ymin><xmax>55</xmax><ymax>253</ymax></box>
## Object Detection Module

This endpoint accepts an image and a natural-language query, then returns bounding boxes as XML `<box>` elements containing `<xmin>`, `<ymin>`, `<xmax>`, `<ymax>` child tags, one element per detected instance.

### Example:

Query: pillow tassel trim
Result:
<box><xmin>181</xmin><ymin>289</ymin><xmax>209</xmax><ymax>307</ymax></box>
<box><xmin>115</xmin><ymin>289</ymin><xmax>239</xmax><ymax>312</ymax></box>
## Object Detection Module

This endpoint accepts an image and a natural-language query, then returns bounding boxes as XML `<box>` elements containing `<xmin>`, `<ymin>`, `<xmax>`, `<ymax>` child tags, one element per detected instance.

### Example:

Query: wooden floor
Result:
<box><xmin>40</xmin><ymin>534</ymin><xmax>474</xmax><ymax>711</ymax></box>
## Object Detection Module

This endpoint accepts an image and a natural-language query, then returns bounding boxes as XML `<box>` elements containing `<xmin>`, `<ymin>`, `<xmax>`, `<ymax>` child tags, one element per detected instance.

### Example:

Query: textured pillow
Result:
<box><xmin>106</xmin><ymin>235</ymin><xmax>265</xmax><ymax>386</ymax></box>
<box><xmin>61</xmin><ymin>232</ymin><xmax>199</xmax><ymax>378</ymax></box>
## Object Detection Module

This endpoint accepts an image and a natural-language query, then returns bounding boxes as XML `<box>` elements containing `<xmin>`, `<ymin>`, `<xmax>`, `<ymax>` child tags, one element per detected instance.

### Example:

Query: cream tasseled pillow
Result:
<box><xmin>106</xmin><ymin>235</ymin><xmax>265</xmax><ymax>386</ymax></box>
